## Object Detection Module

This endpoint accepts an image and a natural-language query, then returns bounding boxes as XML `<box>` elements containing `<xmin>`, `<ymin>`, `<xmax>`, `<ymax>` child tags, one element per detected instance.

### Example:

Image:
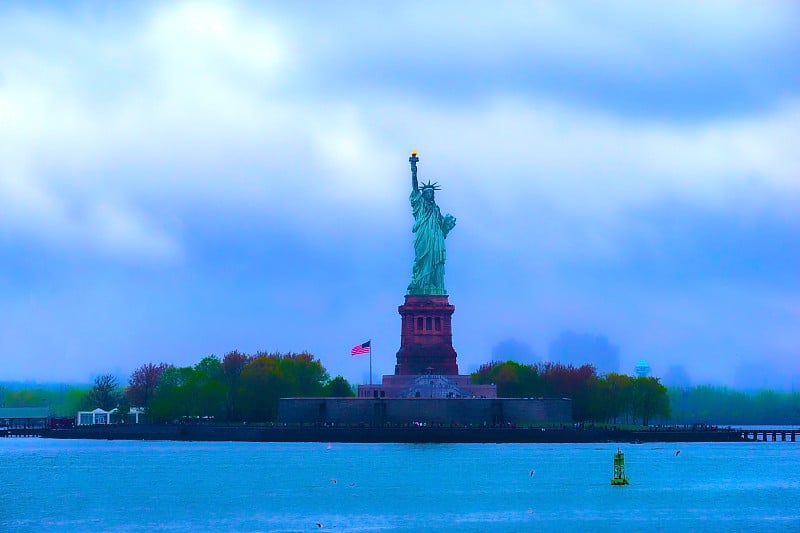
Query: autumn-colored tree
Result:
<box><xmin>126</xmin><ymin>362</ymin><xmax>172</xmax><ymax>410</ymax></box>
<box><xmin>222</xmin><ymin>350</ymin><xmax>251</xmax><ymax>420</ymax></box>
<box><xmin>472</xmin><ymin>360</ymin><xmax>651</xmax><ymax>423</ymax></box>
<box><xmin>538</xmin><ymin>363</ymin><xmax>600</xmax><ymax>421</ymax></box>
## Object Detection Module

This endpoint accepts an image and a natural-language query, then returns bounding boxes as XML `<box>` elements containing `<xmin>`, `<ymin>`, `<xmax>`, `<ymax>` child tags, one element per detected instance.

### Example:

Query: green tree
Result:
<box><xmin>189</xmin><ymin>356</ymin><xmax>226</xmax><ymax>420</ymax></box>
<box><xmin>473</xmin><ymin>360</ymin><xmax>666</xmax><ymax>424</ymax></box>
<box><xmin>325</xmin><ymin>375</ymin><xmax>355</xmax><ymax>397</ymax></box>
<box><xmin>238</xmin><ymin>356</ymin><xmax>284</xmax><ymax>422</ymax></box>
<box><xmin>4</xmin><ymin>388</ymin><xmax>51</xmax><ymax>407</ymax></box>
<box><xmin>631</xmin><ymin>377</ymin><xmax>670</xmax><ymax>425</ymax></box>
<box><xmin>471</xmin><ymin>361</ymin><xmax>542</xmax><ymax>397</ymax></box>
<box><xmin>148</xmin><ymin>367</ymin><xmax>195</xmax><ymax>421</ymax></box>
<box><xmin>58</xmin><ymin>387</ymin><xmax>91</xmax><ymax>417</ymax></box>
<box><xmin>668</xmin><ymin>386</ymin><xmax>800</xmax><ymax>425</ymax></box>
<box><xmin>113</xmin><ymin>395</ymin><xmax>131</xmax><ymax>423</ymax></box>
<box><xmin>147</xmin><ymin>360</ymin><xmax>226</xmax><ymax>422</ymax></box>
<box><xmin>604</xmin><ymin>373</ymin><xmax>634</xmax><ymax>423</ymax></box>
<box><xmin>238</xmin><ymin>352</ymin><xmax>329</xmax><ymax>422</ymax></box>
<box><xmin>1</xmin><ymin>383</ymin><xmax>89</xmax><ymax>415</ymax></box>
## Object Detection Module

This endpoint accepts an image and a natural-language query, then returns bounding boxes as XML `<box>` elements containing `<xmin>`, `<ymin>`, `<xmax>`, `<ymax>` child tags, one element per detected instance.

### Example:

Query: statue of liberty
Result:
<box><xmin>407</xmin><ymin>151</ymin><xmax>456</xmax><ymax>296</ymax></box>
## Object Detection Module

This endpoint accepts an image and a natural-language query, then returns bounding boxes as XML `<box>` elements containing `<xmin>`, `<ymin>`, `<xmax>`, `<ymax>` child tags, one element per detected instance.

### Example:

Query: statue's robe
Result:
<box><xmin>407</xmin><ymin>189</ymin><xmax>454</xmax><ymax>295</ymax></box>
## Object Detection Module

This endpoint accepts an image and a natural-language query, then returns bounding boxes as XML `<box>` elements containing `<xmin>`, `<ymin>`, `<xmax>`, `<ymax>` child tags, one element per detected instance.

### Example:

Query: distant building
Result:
<box><xmin>358</xmin><ymin>374</ymin><xmax>496</xmax><ymax>399</ymax></box>
<box><xmin>76</xmin><ymin>408</ymin><xmax>116</xmax><ymax>426</ymax></box>
<box><xmin>127</xmin><ymin>407</ymin><xmax>146</xmax><ymax>424</ymax></box>
<box><xmin>0</xmin><ymin>407</ymin><xmax>50</xmax><ymax>429</ymax></box>
<box><xmin>279</xmin><ymin>397</ymin><xmax>572</xmax><ymax>426</ymax></box>
<box><xmin>635</xmin><ymin>359</ymin><xmax>652</xmax><ymax>378</ymax></box>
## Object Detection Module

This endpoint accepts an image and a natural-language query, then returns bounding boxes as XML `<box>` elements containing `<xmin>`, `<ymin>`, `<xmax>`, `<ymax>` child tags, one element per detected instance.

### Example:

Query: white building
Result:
<box><xmin>76</xmin><ymin>408</ymin><xmax>116</xmax><ymax>426</ymax></box>
<box><xmin>128</xmin><ymin>407</ymin><xmax>145</xmax><ymax>424</ymax></box>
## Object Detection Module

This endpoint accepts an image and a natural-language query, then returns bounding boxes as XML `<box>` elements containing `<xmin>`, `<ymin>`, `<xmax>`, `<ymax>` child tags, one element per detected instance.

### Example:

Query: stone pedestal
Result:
<box><xmin>394</xmin><ymin>295</ymin><xmax>459</xmax><ymax>375</ymax></box>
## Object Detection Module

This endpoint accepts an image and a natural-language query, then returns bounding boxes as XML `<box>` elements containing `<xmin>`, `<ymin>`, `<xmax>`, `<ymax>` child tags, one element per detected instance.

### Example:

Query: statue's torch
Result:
<box><xmin>409</xmin><ymin>150</ymin><xmax>419</xmax><ymax>180</ymax></box>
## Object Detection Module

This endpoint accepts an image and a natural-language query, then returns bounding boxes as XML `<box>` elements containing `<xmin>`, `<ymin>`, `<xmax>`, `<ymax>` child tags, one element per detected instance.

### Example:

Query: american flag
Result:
<box><xmin>351</xmin><ymin>340</ymin><xmax>371</xmax><ymax>356</ymax></box>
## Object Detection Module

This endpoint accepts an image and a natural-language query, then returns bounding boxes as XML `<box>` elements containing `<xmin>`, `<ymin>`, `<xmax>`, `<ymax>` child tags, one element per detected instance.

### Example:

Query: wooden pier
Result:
<box><xmin>741</xmin><ymin>429</ymin><xmax>798</xmax><ymax>442</ymax></box>
<box><xmin>1</xmin><ymin>428</ymin><xmax>43</xmax><ymax>438</ymax></box>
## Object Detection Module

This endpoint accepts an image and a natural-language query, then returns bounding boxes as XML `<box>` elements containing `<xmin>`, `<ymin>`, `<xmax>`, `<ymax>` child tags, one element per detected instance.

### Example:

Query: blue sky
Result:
<box><xmin>1</xmin><ymin>1</ymin><xmax>798</xmax><ymax>389</ymax></box>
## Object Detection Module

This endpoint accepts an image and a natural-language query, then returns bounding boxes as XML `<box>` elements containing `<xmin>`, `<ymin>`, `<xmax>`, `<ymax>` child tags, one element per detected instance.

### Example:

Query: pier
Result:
<box><xmin>1</xmin><ymin>428</ymin><xmax>43</xmax><ymax>438</ymax></box>
<box><xmin>741</xmin><ymin>429</ymin><xmax>798</xmax><ymax>442</ymax></box>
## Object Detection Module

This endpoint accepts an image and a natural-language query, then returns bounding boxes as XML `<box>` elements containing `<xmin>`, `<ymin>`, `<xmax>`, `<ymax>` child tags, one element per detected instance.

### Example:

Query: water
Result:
<box><xmin>2</xmin><ymin>439</ymin><xmax>799</xmax><ymax>532</ymax></box>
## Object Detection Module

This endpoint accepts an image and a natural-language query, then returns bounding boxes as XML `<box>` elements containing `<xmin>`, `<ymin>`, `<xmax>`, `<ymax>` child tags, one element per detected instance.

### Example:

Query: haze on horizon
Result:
<box><xmin>1</xmin><ymin>1</ymin><xmax>798</xmax><ymax>390</ymax></box>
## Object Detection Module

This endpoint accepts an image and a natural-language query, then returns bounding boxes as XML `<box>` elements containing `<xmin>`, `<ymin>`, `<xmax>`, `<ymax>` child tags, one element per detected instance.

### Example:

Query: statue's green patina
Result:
<box><xmin>407</xmin><ymin>151</ymin><xmax>456</xmax><ymax>296</ymax></box>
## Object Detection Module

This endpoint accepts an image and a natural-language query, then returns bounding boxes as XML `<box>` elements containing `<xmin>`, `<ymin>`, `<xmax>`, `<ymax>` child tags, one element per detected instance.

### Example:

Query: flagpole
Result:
<box><xmin>369</xmin><ymin>338</ymin><xmax>373</xmax><ymax>385</ymax></box>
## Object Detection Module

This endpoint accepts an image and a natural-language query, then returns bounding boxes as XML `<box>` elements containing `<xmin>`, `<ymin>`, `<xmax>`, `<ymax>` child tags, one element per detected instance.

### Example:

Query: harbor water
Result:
<box><xmin>2</xmin><ymin>439</ymin><xmax>799</xmax><ymax>531</ymax></box>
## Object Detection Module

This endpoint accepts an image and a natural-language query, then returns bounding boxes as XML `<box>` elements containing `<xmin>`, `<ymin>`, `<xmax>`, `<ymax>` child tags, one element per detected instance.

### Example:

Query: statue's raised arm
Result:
<box><xmin>406</xmin><ymin>151</ymin><xmax>455</xmax><ymax>296</ymax></box>
<box><xmin>409</xmin><ymin>150</ymin><xmax>420</xmax><ymax>193</ymax></box>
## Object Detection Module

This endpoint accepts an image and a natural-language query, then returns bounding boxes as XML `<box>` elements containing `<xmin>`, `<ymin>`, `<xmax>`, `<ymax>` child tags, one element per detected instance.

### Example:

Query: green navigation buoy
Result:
<box><xmin>611</xmin><ymin>448</ymin><xmax>629</xmax><ymax>486</ymax></box>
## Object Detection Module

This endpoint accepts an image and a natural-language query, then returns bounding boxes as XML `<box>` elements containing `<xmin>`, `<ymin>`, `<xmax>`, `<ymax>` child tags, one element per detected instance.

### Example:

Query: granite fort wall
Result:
<box><xmin>278</xmin><ymin>397</ymin><xmax>572</xmax><ymax>425</ymax></box>
<box><xmin>41</xmin><ymin>425</ymin><xmax>748</xmax><ymax>443</ymax></box>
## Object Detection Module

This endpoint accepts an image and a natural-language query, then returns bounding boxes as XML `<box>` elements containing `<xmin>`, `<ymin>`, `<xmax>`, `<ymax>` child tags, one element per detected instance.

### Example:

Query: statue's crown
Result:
<box><xmin>420</xmin><ymin>180</ymin><xmax>441</xmax><ymax>191</ymax></box>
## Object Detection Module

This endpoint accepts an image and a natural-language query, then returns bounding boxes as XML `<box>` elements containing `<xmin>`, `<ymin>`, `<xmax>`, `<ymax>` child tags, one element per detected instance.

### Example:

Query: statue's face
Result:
<box><xmin>422</xmin><ymin>188</ymin><xmax>434</xmax><ymax>201</ymax></box>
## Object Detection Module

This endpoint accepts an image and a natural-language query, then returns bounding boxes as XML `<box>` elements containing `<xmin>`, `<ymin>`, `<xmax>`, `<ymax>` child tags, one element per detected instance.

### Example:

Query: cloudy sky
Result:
<box><xmin>1</xmin><ymin>1</ymin><xmax>798</xmax><ymax>389</ymax></box>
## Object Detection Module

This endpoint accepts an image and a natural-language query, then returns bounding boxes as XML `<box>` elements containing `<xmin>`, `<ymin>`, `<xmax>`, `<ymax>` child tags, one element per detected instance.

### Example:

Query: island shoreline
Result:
<box><xmin>39</xmin><ymin>425</ymin><xmax>749</xmax><ymax>444</ymax></box>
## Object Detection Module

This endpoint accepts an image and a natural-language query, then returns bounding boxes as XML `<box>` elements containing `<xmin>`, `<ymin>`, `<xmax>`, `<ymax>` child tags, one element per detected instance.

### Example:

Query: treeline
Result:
<box><xmin>669</xmin><ymin>386</ymin><xmax>800</xmax><ymax>425</ymax></box>
<box><xmin>76</xmin><ymin>351</ymin><xmax>355</xmax><ymax>423</ymax></box>
<box><xmin>0</xmin><ymin>383</ymin><xmax>89</xmax><ymax>417</ymax></box>
<box><xmin>6</xmin><ymin>358</ymin><xmax>799</xmax><ymax>426</ymax></box>
<box><xmin>471</xmin><ymin>361</ymin><xmax>670</xmax><ymax>425</ymax></box>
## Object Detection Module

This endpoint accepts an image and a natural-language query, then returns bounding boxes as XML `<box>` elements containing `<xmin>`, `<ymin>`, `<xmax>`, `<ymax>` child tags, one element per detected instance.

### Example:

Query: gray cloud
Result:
<box><xmin>490</xmin><ymin>339</ymin><xmax>539</xmax><ymax>365</ymax></box>
<box><xmin>0</xmin><ymin>1</ymin><xmax>797</xmax><ymax>386</ymax></box>
<box><xmin>547</xmin><ymin>331</ymin><xmax>621</xmax><ymax>375</ymax></box>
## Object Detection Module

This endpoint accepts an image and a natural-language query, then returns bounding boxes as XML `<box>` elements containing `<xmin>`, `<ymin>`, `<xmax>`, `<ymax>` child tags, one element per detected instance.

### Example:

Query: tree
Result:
<box><xmin>325</xmin><ymin>376</ymin><xmax>355</xmax><ymax>397</ymax></box>
<box><xmin>84</xmin><ymin>374</ymin><xmax>122</xmax><ymax>411</ymax></box>
<box><xmin>471</xmin><ymin>361</ymin><xmax>542</xmax><ymax>397</ymax></box>
<box><xmin>667</xmin><ymin>386</ymin><xmax>800</xmax><ymax>425</ymax></box>
<box><xmin>148</xmin><ymin>367</ymin><xmax>195</xmax><ymax>422</ymax></box>
<box><xmin>0</xmin><ymin>384</ymin><xmax>89</xmax><ymax>415</ymax></box>
<box><xmin>472</xmin><ymin>360</ymin><xmax>651</xmax><ymax>423</ymax></box>
<box><xmin>146</xmin><ymin>361</ymin><xmax>227</xmax><ymax>422</ymax></box>
<box><xmin>238</xmin><ymin>355</ymin><xmax>284</xmax><ymax>422</ymax></box>
<box><xmin>126</xmin><ymin>362</ymin><xmax>172</xmax><ymax>410</ymax></box>
<box><xmin>222</xmin><ymin>350</ymin><xmax>251</xmax><ymax>421</ymax></box>
<box><xmin>189</xmin><ymin>356</ymin><xmax>226</xmax><ymax>420</ymax></box>
<box><xmin>535</xmin><ymin>362</ymin><xmax>600</xmax><ymax>421</ymax></box>
<box><xmin>277</xmin><ymin>352</ymin><xmax>328</xmax><ymax>397</ymax></box>
<box><xmin>631</xmin><ymin>377</ymin><xmax>670</xmax><ymax>425</ymax></box>
<box><xmin>238</xmin><ymin>352</ymin><xmax>330</xmax><ymax>422</ymax></box>
<box><xmin>604</xmin><ymin>373</ymin><xmax>634</xmax><ymax>423</ymax></box>
<box><xmin>113</xmin><ymin>394</ymin><xmax>131</xmax><ymax>423</ymax></box>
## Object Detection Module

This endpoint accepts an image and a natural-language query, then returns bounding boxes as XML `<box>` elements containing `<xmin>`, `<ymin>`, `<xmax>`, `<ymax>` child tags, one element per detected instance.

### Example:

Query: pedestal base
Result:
<box><xmin>395</xmin><ymin>295</ymin><xmax>458</xmax><ymax>375</ymax></box>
